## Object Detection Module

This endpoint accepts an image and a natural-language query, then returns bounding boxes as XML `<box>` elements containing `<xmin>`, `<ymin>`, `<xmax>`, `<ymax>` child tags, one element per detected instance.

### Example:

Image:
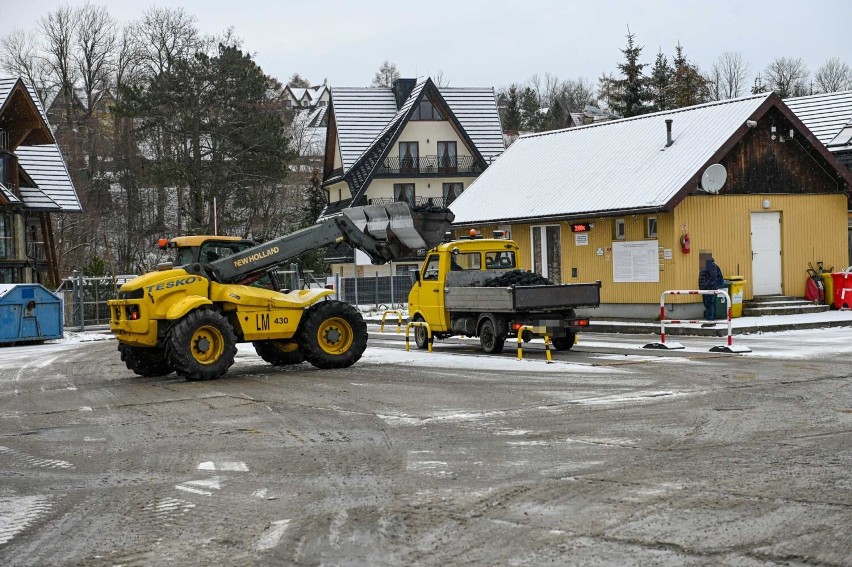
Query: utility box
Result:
<box><xmin>0</xmin><ymin>284</ymin><xmax>64</xmax><ymax>344</ymax></box>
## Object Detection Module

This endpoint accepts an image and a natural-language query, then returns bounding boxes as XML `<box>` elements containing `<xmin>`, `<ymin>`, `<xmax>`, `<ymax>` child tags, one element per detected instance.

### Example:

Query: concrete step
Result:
<box><xmin>742</xmin><ymin>299</ymin><xmax>819</xmax><ymax>308</ymax></box>
<box><xmin>742</xmin><ymin>303</ymin><xmax>830</xmax><ymax>317</ymax></box>
<box><xmin>745</xmin><ymin>295</ymin><xmax>800</xmax><ymax>304</ymax></box>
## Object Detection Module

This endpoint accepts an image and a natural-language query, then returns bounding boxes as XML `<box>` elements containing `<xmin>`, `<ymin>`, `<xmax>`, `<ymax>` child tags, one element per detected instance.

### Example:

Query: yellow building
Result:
<box><xmin>320</xmin><ymin>78</ymin><xmax>505</xmax><ymax>278</ymax></box>
<box><xmin>450</xmin><ymin>93</ymin><xmax>852</xmax><ymax>318</ymax></box>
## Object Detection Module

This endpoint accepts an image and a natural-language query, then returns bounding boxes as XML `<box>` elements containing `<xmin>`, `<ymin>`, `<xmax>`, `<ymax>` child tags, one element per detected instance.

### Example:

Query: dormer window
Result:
<box><xmin>410</xmin><ymin>96</ymin><xmax>444</xmax><ymax>121</ymax></box>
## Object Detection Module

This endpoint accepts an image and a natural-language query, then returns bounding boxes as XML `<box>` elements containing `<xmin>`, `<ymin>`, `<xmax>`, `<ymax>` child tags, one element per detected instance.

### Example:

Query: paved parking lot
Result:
<box><xmin>0</xmin><ymin>328</ymin><xmax>850</xmax><ymax>565</ymax></box>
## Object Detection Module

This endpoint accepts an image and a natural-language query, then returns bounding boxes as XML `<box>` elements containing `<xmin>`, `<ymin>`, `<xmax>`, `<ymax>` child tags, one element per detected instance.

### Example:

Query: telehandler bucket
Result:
<box><xmin>341</xmin><ymin>203</ymin><xmax>453</xmax><ymax>261</ymax></box>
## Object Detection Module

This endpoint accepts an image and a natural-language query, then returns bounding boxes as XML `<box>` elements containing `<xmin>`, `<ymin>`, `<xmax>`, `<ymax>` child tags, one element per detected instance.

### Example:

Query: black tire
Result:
<box><xmin>551</xmin><ymin>332</ymin><xmax>576</xmax><ymax>351</ymax></box>
<box><xmin>118</xmin><ymin>343</ymin><xmax>173</xmax><ymax>377</ymax></box>
<box><xmin>412</xmin><ymin>315</ymin><xmax>430</xmax><ymax>350</ymax></box>
<box><xmin>253</xmin><ymin>339</ymin><xmax>305</xmax><ymax>365</ymax></box>
<box><xmin>166</xmin><ymin>309</ymin><xmax>237</xmax><ymax>381</ymax></box>
<box><xmin>479</xmin><ymin>318</ymin><xmax>505</xmax><ymax>354</ymax></box>
<box><xmin>296</xmin><ymin>301</ymin><xmax>367</xmax><ymax>369</ymax></box>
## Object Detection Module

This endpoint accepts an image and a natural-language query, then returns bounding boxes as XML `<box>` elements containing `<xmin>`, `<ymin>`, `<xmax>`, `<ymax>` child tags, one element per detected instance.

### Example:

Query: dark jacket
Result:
<box><xmin>699</xmin><ymin>259</ymin><xmax>724</xmax><ymax>290</ymax></box>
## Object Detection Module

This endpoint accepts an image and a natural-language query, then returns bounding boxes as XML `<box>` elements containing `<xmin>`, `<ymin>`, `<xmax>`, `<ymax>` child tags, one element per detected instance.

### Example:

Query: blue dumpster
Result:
<box><xmin>0</xmin><ymin>284</ymin><xmax>63</xmax><ymax>344</ymax></box>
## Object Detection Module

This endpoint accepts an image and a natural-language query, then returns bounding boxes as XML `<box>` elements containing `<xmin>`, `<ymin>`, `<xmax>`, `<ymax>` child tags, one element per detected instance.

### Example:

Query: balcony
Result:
<box><xmin>368</xmin><ymin>196</ymin><xmax>454</xmax><ymax>208</ymax></box>
<box><xmin>374</xmin><ymin>155</ymin><xmax>482</xmax><ymax>177</ymax></box>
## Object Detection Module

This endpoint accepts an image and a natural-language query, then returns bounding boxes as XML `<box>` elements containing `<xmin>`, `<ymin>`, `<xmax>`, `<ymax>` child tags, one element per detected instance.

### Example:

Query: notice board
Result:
<box><xmin>612</xmin><ymin>240</ymin><xmax>659</xmax><ymax>282</ymax></box>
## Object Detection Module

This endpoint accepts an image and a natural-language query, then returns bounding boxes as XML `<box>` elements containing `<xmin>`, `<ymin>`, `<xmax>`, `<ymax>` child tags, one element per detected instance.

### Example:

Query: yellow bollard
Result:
<box><xmin>516</xmin><ymin>325</ymin><xmax>552</xmax><ymax>362</ymax></box>
<box><xmin>405</xmin><ymin>321</ymin><xmax>432</xmax><ymax>353</ymax></box>
<box><xmin>380</xmin><ymin>309</ymin><xmax>403</xmax><ymax>334</ymax></box>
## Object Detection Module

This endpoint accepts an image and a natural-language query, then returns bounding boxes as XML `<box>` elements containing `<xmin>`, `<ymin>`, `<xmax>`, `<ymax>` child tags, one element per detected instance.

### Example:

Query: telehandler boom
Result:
<box><xmin>109</xmin><ymin>203</ymin><xmax>453</xmax><ymax>381</ymax></box>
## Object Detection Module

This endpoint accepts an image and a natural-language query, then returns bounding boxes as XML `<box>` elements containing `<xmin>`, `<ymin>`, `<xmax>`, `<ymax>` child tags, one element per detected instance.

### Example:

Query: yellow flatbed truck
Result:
<box><xmin>408</xmin><ymin>237</ymin><xmax>601</xmax><ymax>353</ymax></box>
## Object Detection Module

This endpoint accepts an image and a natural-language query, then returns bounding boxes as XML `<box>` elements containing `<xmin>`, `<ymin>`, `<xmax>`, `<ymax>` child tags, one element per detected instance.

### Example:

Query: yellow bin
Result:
<box><xmin>727</xmin><ymin>276</ymin><xmax>746</xmax><ymax>318</ymax></box>
<box><xmin>820</xmin><ymin>272</ymin><xmax>834</xmax><ymax>306</ymax></box>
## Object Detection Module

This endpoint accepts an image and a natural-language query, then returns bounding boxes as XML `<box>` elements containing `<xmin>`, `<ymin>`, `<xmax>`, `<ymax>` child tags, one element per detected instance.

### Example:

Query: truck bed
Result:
<box><xmin>443</xmin><ymin>277</ymin><xmax>601</xmax><ymax>313</ymax></box>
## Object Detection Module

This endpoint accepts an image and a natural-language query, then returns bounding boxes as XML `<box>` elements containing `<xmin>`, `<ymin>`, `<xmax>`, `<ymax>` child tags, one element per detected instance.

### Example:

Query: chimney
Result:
<box><xmin>665</xmin><ymin>119</ymin><xmax>674</xmax><ymax>147</ymax></box>
<box><xmin>392</xmin><ymin>78</ymin><xmax>416</xmax><ymax>109</ymax></box>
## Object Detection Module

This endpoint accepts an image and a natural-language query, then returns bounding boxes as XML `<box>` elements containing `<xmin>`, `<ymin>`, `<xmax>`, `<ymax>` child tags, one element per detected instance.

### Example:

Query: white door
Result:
<box><xmin>531</xmin><ymin>225</ymin><xmax>562</xmax><ymax>283</ymax></box>
<box><xmin>750</xmin><ymin>212</ymin><xmax>782</xmax><ymax>295</ymax></box>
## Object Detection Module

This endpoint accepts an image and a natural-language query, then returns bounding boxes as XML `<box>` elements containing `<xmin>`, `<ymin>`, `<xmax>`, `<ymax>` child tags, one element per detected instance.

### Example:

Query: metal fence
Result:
<box><xmin>337</xmin><ymin>274</ymin><xmax>413</xmax><ymax>309</ymax></box>
<box><xmin>58</xmin><ymin>272</ymin><xmax>137</xmax><ymax>330</ymax></box>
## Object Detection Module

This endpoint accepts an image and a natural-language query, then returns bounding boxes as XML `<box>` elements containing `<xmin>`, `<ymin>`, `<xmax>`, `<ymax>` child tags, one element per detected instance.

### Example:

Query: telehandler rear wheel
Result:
<box><xmin>253</xmin><ymin>340</ymin><xmax>305</xmax><ymax>366</ymax></box>
<box><xmin>166</xmin><ymin>309</ymin><xmax>237</xmax><ymax>381</ymax></box>
<box><xmin>297</xmin><ymin>301</ymin><xmax>367</xmax><ymax>369</ymax></box>
<box><xmin>118</xmin><ymin>343</ymin><xmax>173</xmax><ymax>377</ymax></box>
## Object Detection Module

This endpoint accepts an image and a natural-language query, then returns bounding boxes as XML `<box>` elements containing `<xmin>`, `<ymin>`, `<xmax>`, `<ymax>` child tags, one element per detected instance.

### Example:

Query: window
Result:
<box><xmin>0</xmin><ymin>212</ymin><xmax>13</xmax><ymax>259</ymax></box>
<box><xmin>437</xmin><ymin>141</ymin><xmax>457</xmax><ymax>172</ymax></box>
<box><xmin>451</xmin><ymin>252</ymin><xmax>481</xmax><ymax>271</ymax></box>
<box><xmin>399</xmin><ymin>141</ymin><xmax>419</xmax><ymax>172</ymax></box>
<box><xmin>614</xmin><ymin>219</ymin><xmax>626</xmax><ymax>240</ymax></box>
<box><xmin>422</xmin><ymin>255</ymin><xmax>440</xmax><ymax>280</ymax></box>
<box><xmin>442</xmin><ymin>183</ymin><xmax>463</xmax><ymax>205</ymax></box>
<box><xmin>410</xmin><ymin>96</ymin><xmax>444</xmax><ymax>120</ymax></box>
<box><xmin>646</xmin><ymin>217</ymin><xmax>658</xmax><ymax>238</ymax></box>
<box><xmin>395</xmin><ymin>263</ymin><xmax>418</xmax><ymax>276</ymax></box>
<box><xmin>485</xmin><ymin>251</ymin><xmax>516</xmax><ymax>269</ymax></box>
<box><xmin>393</xmin><ymin>183</ymin><xmax>415</xmax><ymax>204</ymax></box>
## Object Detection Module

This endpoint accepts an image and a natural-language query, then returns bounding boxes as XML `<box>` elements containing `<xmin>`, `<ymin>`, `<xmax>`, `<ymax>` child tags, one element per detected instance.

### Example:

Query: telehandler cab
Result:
<box><xmin>109</xmin><ymin>203</ymin><xmax>453</xmax><ymax>381</ymax></box>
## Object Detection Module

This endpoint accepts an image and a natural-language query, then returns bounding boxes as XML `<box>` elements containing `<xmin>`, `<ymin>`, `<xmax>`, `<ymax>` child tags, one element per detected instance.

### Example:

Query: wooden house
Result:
<box><xmin>0</xmin><ymin>78</ymin><xmax>81</xmax><ymax>285</ymax></box>
<box><xmin>450</xmin><ymin>93</ymin><xmax>852</xmax><ymax>318</ymax></box>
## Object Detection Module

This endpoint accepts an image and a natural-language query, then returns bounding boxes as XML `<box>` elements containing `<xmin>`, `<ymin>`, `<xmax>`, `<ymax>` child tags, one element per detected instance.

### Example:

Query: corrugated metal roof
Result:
<box><xmin>15</xmin><ymin>145</ymin><xmax>82</xmax><ymax>212</ymax></box>
<box><xmin>785</xmin><ymin>90</ymin><xmax>852</xmax><ymax>149</ymax></box>
<box><xmin>330</xmin><ymin>82</ymin><xmax>505</xmax><ymax>172</ymax></box>
<box><xmin>450</xmin><ymin>93</ymin><xmax>772</xmax><ymax>225</ymax></box>
<box><xmin>0</xmin><ymin>77</ymin><xmax>81</xmax><ymax>213</ymax></box>
<box><xmin>0</xmin><ymin>182</ymin><xmax>21</xmax><ymax>205</ymax></box>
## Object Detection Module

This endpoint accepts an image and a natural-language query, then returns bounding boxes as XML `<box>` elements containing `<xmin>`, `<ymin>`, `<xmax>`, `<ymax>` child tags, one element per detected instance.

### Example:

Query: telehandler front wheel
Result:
<box><xmin>118</xmin><ymin>343</ymin><xmax>173</xmax><ymax>377</ymax></box>
<box><xmin>297</xmin><ymin>301</ymin><xmax>367</xmax><ymax>369</ymax></box>
<box><xmin>253</xmin><ymin>340</ymin><xmax>305</xmax><ymax>366</ymax></box>
<box><xmin>167</xmin><ymin>309</ymin><xmax>237</xmax><ymax>381</ymax></box>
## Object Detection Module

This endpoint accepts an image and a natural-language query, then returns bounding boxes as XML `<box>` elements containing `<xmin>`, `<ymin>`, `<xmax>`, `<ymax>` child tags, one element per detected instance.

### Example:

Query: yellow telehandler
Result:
<box><xmin>109</xmin><ymin>203</ymin><xmax>453</xmax><ymax>381</ymax></box>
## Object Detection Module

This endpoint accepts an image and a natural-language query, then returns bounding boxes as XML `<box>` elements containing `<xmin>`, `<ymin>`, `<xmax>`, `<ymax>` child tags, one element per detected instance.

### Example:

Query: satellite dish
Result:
<box><xmin>701</xmin><ymin>164</ymin><xmax>727</xmax><ymax>194</ymax></box>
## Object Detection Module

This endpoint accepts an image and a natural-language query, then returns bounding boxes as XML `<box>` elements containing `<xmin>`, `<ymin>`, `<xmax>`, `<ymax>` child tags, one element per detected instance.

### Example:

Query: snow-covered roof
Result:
<box><xmin>450</xmin><ymin>93</ymin><xmax>773</xmax><ymax>225</ymax></box>
<box><xmin>785</xmin><ymin>90</ymin><xmax>852</xmax><ymax>151</ymax></box>
<box><xmin>330</xmin><ymin>81</ymin><xmax>505</xmax><ymax>173</ymax></box>
<box><xmin>0</xmin><ymin>77</ymin><xmax>81</xmax><ymax>213</ymax></box>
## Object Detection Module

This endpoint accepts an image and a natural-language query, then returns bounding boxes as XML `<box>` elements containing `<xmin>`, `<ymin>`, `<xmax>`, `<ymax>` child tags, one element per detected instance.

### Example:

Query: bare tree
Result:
<box><xmin>814</xmin><ymin>57</ymin><xmax>852</xmax><ymax>93</ymax></box>
<box><xmin>708</xmin><ymin>51</ymin><xmax>749</xmax><ymax>100</ymax></box>
<box><xmin>134</xmin><ymin>6</ymin><xmax>200</xmax><ymax>77</ymax></box>
<box><xmin>40</xmin><ymin>5</ymin><xmax>79</xmax><ymax>128</ymax></box>
<box><xmin>432</xmin><ymin>70</ymin><xmax>449</xmax><ymax>87</ymax></box>
<box><xmin>764</xmin><ymin>56</ymin><xmax>810</xmax><ymax>98</ymax></box>
<box><xmin>0</xmin><ymin>29</ymin><xmax>50</xmax><ymax>99</ymax></box>
<box><xmin>371</xmin><ymin>60</ymin><xmax>399</xmax><ymax>88</ymax></box>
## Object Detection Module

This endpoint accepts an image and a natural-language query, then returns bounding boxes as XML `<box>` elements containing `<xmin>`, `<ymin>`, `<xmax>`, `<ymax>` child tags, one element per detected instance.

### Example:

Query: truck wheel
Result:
<box><xmin>253</xmin><ymin>340</ymin><xmax>305</xmax><ymax>365</ymax></box>
<box><xmin>551</xmin><ymin>332</ymin><xmax>576</xmax><ymax>351</ymax></box>
<box><xmin>297</xmin><ymin>301</ymin><xmax>367</xmax><ymax>369</ymax></box>
<box><xmin>118</xmin><ymin>343</ymin><xmax>173</xmax><ymax>377</ymax></box>
<box><xmin>166</xmin><ymin>309</ymin><xmax>237</xmax><ymax>381</ymax></box>
<box><xmin>479</xmin><ymin>319</ymin><xmax>505</xmax><ymax>354</ymax></box>
<box><xmin>412</xmin><ymin>315</ymin><xmax>430</xmax><ymax>350</ymax></box>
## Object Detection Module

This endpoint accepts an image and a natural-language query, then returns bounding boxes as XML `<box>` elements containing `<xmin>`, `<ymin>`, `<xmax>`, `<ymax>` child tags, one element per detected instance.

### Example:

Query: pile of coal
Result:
<box><xmin>481</xmin><ymin>270</ymin><xmax>553</xmax><ymax>287</ymax></box>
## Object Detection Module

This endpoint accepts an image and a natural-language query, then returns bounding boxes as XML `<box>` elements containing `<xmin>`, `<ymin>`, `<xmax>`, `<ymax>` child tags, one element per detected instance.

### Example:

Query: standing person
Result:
<box><xmin>699</xmin><ymin>256</ymin><xmax>724</xmax><ymax>323</ymax></box>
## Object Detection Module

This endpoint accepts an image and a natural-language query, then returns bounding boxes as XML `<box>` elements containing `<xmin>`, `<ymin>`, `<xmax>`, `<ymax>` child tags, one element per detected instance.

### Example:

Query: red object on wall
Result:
<box><xmin>680</xmin><ymin>234</ymin><xmax>691</xmax><ymax>254</ymax></box>
<box><xmin>831</xmin><ymin>272</ymin><xmax>852</xmax><ymax>309</ymax></box>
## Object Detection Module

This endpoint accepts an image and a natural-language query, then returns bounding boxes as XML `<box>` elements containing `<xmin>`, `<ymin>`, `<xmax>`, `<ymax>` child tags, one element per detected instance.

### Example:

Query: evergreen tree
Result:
<box><xmin>500</xmin><ymin>84</ymin><xmax>522</xmax><ymax>131</ymax></box>
<box><xmin>610</xmin><ymin>28</ymin><xmax>650</xmax><ymax>117</ymax></box>
<box><xmin>671</xmin><ymin>42</ymin><xmax>709</xmax><ymax>108</ymax></box>
<box><xmin>649</xmin><ymin>49</ymin><xmax>673</xmax><ymax>111</ymax></box>
<box><xmin>296</xmin><ymin>169</ymin><xmax>328</xmax><ymax>275</ymax></box>
<box><xmin>543</xmin><ymin>99</ymin><xmax>567</xmax><ymax>131</ymax></box>
<box><xmin>520</xmin><ymin>86</ymin><xmax>541</xmax><ymax>130</ymax></box>
<box><xmin>288</xmin><ymin>73</ymin><xmax>310</xmax><ymax>88</ymax></box>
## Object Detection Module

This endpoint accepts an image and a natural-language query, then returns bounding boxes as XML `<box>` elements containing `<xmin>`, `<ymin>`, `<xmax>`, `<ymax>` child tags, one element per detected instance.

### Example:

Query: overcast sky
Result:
<box><xmin>2</xmin><ymin>0</ymin><xmax>851</xmax><ymax>91</ymax></box>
